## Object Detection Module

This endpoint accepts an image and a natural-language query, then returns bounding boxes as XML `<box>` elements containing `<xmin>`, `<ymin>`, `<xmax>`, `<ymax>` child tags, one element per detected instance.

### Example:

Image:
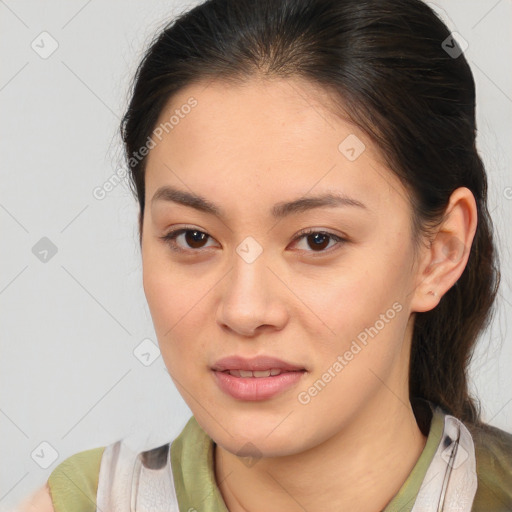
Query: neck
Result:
<box><xmin>214</xmin><ymin>395</ymin><xmax>428</xmax><ymax>512</ymax></box>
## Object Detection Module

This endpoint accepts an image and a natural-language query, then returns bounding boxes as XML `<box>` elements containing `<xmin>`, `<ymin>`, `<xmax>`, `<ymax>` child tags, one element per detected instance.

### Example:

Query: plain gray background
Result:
<box><xmin>1</xmin><ymin>0</ymin><xmax>511</xmax><ymax>508</ymax></box>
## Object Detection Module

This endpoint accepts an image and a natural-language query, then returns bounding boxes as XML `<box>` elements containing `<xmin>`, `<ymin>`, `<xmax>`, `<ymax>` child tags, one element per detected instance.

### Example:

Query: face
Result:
<box><xmin>141</xmin><ymin>77</ymin><xmax>422</xmax><ymax>457</ymax></box>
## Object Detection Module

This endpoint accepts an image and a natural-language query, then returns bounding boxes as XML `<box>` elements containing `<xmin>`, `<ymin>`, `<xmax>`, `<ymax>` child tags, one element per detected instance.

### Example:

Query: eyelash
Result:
<box><xmin>159</xmin><ymin>226</ymin><xmax>347</xmax><ymax>255</ymax></box>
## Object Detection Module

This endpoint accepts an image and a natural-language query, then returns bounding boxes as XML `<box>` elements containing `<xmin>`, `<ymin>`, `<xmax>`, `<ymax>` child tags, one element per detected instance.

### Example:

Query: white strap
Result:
<box><xmin>95</xmin><ymin>440</ymin><xmax>180</xmax><ymax>512</ymax></box>
<box><xmin>411</xmin><ymin>414</ymin><xmax>478</xmax><ymax>511</ymax></box>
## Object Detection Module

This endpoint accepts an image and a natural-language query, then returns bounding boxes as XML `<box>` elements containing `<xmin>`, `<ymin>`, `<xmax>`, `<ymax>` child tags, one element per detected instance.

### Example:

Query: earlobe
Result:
<box><xmin>410</xmin><ymin>187</ymin><xmax>477</xmax><ymax>313</ymax></box>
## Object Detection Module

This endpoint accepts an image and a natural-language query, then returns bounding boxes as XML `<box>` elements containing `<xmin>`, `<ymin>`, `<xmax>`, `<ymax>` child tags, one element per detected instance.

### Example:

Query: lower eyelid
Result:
<box><xmin>292</xmin><ymin>232</ymin><xmax>345</xmax><ymax>252</ymax></box>
<box><xmin>159</xmin><ymin>229</ymin><xmax>216</xmax><ymax>252</ymax></box>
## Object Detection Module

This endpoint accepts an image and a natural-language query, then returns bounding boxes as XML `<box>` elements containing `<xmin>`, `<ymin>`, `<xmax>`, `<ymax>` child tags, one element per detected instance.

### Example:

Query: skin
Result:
<box><xmin>20</xmin><ymin>76</ymin><xmax>477</xmax><ymax>511</ymax></box>
<box><xmin>139</xmin><ymin>76</ymin><xmax>477</xmax><ymax>511</ymax></box>
<box><xmin>15</xmin><ymin>483</ymin><xmax>54</xmax><ymax>511</ymax></box>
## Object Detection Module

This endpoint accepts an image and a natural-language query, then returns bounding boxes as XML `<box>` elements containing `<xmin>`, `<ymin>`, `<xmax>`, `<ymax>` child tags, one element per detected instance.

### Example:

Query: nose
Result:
<box><xmin>216</xmin><ymin>249</ymin><xmax>289</xmax><ymax>337</ymax></box>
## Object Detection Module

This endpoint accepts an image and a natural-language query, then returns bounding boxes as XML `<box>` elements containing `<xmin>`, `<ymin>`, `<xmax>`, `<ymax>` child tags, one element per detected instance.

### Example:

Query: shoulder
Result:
<box><xmin>14</xmin><ymin>483</ymin><xmax>54</xmax><ymax>512</ymax></box>
<box><xmin>467</xmin><ymin>421</ymin><xmax>512</xmax><ymax>510</ymax></box>
<box><xmin>14</xmin><ymin>446</ymin><xmax>105</xmax><ymax>512</ymax></box>
<box><xmin>47</xmin><ymin>446</ymin><xmax>105</xmax><ymax>512</ymax></box>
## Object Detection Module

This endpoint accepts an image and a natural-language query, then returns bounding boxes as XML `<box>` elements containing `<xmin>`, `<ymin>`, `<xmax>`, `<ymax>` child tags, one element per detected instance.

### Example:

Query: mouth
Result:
<box><xmin>211</xmin><ymin>355</ymin><xmax>307</xmax><ymax>401</ymax></box>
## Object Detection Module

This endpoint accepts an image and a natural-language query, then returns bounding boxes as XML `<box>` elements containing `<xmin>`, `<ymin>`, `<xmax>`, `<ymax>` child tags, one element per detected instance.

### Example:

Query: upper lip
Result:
<box><xmin>211</xmin><ymin>355</ymin><xmax>305</xmax><ymax>372</ymax></box>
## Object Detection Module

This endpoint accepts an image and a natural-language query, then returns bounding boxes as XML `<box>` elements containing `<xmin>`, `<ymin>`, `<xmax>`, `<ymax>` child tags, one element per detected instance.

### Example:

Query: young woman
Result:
<box><xmin>16</xmin><ymin>0</ymin><xmax>512</xmax><ymax>510</ymax></box>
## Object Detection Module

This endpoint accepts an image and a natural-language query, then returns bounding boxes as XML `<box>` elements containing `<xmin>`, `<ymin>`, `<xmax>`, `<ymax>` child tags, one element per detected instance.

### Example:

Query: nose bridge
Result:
<box><xmin>216</xmin><ymin>234</ymin><xmax>285</xmax><ymax>334</ymax></box>
<box><xmin>229</xmin><ymin>234</ymin><xmax>270</xmax><ymax>299</ymax></box>
<box><xmin>235</xmin><ymin>235</ymin><xmax>265</xmax><ymax>266</ymax></box>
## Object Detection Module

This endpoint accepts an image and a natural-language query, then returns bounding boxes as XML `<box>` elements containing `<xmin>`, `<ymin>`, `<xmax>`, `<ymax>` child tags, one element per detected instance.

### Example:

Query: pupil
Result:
<box><xmin>186</xmin><ymin>230</ymin><xmax>206</xmax><ymax>248</ymax></box>
<box><xmin>309</xmin><ymin>233</ymin><xmax>328</xmax><ymax>251</ymax></box>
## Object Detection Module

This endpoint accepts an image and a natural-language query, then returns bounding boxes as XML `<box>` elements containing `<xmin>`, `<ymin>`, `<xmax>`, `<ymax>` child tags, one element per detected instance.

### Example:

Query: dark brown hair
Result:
<box><xmin>120</xmin><ymin>0</ymin><xmax>500</xmax><ymax>424</ymax></box>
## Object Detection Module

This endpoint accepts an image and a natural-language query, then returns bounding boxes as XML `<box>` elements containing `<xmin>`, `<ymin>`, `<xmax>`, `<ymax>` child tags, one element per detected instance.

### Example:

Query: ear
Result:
<box><xmin>410</xmin><ymin>187</ymin><xmax>478</xmax><ymax>313</ymax></box>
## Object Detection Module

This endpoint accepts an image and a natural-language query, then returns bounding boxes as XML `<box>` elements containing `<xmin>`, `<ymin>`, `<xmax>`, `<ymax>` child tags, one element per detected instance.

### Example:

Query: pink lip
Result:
<box><xmin>211</xmin><ymin>355</ymin><xmax>306</xmax><ymax>401</ymax></box>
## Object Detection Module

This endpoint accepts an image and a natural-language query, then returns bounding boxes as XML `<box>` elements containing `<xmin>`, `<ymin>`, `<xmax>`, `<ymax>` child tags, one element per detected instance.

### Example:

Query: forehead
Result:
<box><xmin>145</xmin><ymin>77</ymin><xmax>410</xmax><ymax>216</ymax></box>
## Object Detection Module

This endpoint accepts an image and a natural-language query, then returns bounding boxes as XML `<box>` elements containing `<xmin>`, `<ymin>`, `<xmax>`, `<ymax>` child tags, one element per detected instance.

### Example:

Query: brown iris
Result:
<box><xmin>185</xmin><ymin>230</ymin><xmax>208</xmax><ymax>249</ymax></box>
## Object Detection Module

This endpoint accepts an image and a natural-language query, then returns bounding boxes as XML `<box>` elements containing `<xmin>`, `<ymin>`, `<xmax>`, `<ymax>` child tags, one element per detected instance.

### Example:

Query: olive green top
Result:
<box><xmin>47</xmin><ymin>405</ymin><xmax>512</xmax><ymax>511</ymax></box>
<box><xmin>47</xmin><ymin>446</ymin><xmax>103</xmax><ymax>511</ymax></box>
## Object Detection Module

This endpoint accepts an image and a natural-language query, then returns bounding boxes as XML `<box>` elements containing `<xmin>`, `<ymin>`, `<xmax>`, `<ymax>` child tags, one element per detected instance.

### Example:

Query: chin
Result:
<box><xmin>202</xmin><ymin>416</ymin><xmax>312</xmax><ymax>459</ymax></box>
<box><xmin>217</xmin><ymin>434</ymin><xmax>303</xmax><ymax>460</ymax></box>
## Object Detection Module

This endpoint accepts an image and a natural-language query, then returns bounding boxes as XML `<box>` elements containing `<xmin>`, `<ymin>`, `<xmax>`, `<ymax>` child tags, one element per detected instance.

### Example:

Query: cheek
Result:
<box><xmin>142</xmin><ymin>244</ymin><xmax>190</xmax><ymax>339</ymax></box>
<box><xmin>305</xmin><ymin>243</ymin><xmax>411</xmax><ymax>354</ymax></box>
<box><xmin>142</xmin><ymin>248</ymin><xmax>170</xmax><ymax>328</ymax></box>
<box><xmin>141</xmin><ymin>246</ymin><xmax>210</xmax><ymax>360</ymax></box>
<box><xmin>142</xmin><ymin>263</ymin><xmax>197</xmax><ymax>377</ymax></box>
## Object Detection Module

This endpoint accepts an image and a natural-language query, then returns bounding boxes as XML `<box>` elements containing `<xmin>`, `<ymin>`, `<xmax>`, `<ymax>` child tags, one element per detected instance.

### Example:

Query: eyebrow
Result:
<box><xmin>151</xmin><ymin>185</ymin><xmax>368</xmax><ymax>219</ymax></box>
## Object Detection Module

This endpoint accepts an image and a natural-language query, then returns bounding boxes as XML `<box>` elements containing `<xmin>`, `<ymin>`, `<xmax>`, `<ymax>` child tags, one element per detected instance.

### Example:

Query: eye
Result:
<box><xmin>291</xmin><ymin>228</ymin><xmax>347</xmax><ymax>253</ymax></box>
<box><xmin>159</xmin><ymin>227</ymin><xmax>217</xmax><ymax>253</ymax></box>
<box><xmin>159</xmin><ymin>227</ymin><xmax>347</xmax><ymax>254</ymax></box>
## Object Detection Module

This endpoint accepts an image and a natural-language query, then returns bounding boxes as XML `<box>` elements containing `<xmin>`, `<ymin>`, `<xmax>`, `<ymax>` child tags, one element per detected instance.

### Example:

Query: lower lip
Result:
<box><xmin>212</xmin><ymin>370</ymin><xmax>306</xmax><ymax>401</ymax></box>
